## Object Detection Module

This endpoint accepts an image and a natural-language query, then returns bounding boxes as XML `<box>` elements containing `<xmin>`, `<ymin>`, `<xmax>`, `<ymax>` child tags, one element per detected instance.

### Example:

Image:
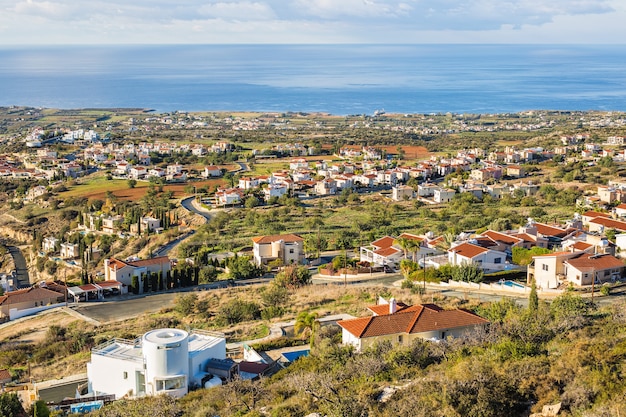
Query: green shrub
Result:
<box><xmin>600</xmin><ymin>285</ymin><xmax>610</xmax><ymax>296</ymax></box>
<box><xmin>219</xmin><ymin>299</ymin><xmax>261</xmax><ymax>325</ymax></box>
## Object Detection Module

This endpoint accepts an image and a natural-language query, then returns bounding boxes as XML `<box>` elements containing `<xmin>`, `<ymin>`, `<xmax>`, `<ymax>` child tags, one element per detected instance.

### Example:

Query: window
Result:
<box><xmin>398</xmin><ymin>335</ymin><xmax>403</xmax><ymax>343</ymax></box>
<box><xmin>494</xmin><ymin>258</ymin><xmax>502</xmax><ymax>264</ymax></box>
<box><xmin>289</xmin><ymin>249</ymin><xmax>294</xmax><ymax>254</ymax></box>
<box><xmin>123</xmin><ymin>371</ymin><xmax>128</xmax><ymax>379</ymax></box>
<box><xmin>155</xmin><ymin>376</ymin><xmax>186</xmax><ymax>391</ymax></box>
<box><xmin>542</xmin><ymin>264</ymin><xmax>549</xmax><ymax>271</ymax></box>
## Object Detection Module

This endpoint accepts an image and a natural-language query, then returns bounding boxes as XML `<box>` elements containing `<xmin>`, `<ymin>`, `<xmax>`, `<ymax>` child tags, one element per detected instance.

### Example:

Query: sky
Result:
<box><xmin>1</xmin><ymin>0</ymin><xmax>625</xmax><ymax>44</ymax></box>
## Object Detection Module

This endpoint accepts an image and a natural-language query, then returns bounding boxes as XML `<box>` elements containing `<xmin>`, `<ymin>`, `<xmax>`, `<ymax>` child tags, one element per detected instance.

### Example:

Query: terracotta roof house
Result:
<box><xmin>0</xmin><ymin>286</ymin><xmax>65</xmax><ymax>321</ymax></box>
<box><xmin>527</xmin><ymin>251</ymin><xmax>581</xmax><ymax>289</ymax></box>
<box><xmin>480</xmin><ymin>230</ymin><xmax>524</xmax><ymax>252</ymax></box>
<box><xmin>252</xmin><ymin>234</ymin><xmax>304</xmax><ymax>266</ymax></box>
<box><xmin>563</xmin><ymin>253</ymin><xmax>624</xmax><ymax>286</ymax></box>
<box><xmin>338</xmin><ymin>299</ymin><xmax>488</xmax><ymax>351</ymax></box>
<box><xmin>518</xmin><ymin>220</ymin><xmax>579</xmax><ymax>249</ymax></box>
<box><xmin>103</xmin><ymin>256</ymin><xmax>171</xmax><ymax>294</ymax></box>
<box><xmin>359</xmin><ymin>234</ymin><xmax>437</xmax><ymax>269</ymax></box>
<box><xmin>588</xmin><ymin>217</ymin><xmax>626</xmax><ymax>234</ymax></box>
<box><xmin>447</xmin><ymin>242</ymin><xmax>507</xmax><ymax>272</ymax></box>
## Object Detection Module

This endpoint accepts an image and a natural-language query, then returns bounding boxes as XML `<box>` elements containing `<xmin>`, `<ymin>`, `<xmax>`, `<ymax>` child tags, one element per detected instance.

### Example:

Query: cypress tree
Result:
<box><xmin>529</xmin><ymin>278</ymin><xmax>539</xmax><ymax>316</ymax></box>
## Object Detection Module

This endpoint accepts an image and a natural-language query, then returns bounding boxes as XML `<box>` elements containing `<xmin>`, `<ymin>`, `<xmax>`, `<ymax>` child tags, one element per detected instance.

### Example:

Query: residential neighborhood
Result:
<box><xmin>1</xmin><ymin>108</ymin><xmax>626</xmax><ymax>416</ymax></box>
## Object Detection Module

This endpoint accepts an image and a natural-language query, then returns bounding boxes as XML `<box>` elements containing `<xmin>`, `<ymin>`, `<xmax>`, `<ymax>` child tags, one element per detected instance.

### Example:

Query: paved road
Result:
<box><xmin>73</xmin><ymin>292</ymin><xmax>179</xmax><ymax>323</ymax></box>
<box><xmin>70</xmin><ymin>272</ymin><xmax>626</xmax><ymax>324</ymax></box>
<box><xmin>8</xmin><ymin>246</ymin><xmax>30</xmax><ymax>288</ymax></box>
<box><xmin>181</xmin><ymin>196</ymin><xmax>212</xmax><ymax>222</ymax></box>
<box><xmin>153</xmin><ymin>230</ymin><xmax>194</xmax><ymax>257</ymax></box>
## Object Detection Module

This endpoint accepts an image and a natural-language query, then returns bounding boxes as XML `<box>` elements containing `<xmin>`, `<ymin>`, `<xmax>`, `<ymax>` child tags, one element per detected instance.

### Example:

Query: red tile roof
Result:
<box><xmin>564</xmin><ymin>253</ymin><xmax>625</xmax><ymax>272</ymax></box>
<box><xmin>338</xmin><ymin>303</ymin><xmax>488</xmax><ymax>338</ymax></box>
<box><xmin>0</xmin><ymin>287</ymin><xmax>65</xmax><ymax>306</ymax></box>
<box><xmin>107</xmin><ymin>256</ymin><xmax>171</xmax><ymax>270</ymax></box>
<box><xmin>535</xmin><ymin>223</ymin><xmax>569</xmax><ymax>238</ymax></box>
<box><xmin>96</xmin><ymin>280</ymin><xmax>123</xmax><ymax>289</ymax></box>
<box><xmin>374</xmin><ymin>246</ymin><xmax>402</xmax><ymax>257</ymax></box>
<box><xmin>368</xmin><ymin>302</ymin><xmax>409</xmax><ymax>316</ymax></box>
<box><xmin>582</xmin><ymin>210</ymin><xmax>610</xmax><ymax>219</ymax></box>
<box><xmin>571</xmin><ymin>241</ymin><xmax>593</xmax><ymax>251</ymax></box>
<box><xmin>371</xmin><ymin>236</ymin><xmax>395</xmax><ymax>249</ymax></box>
<box><xmin>448</xmin><ymin>242</ymin><xmax>488</xmax><ymax>259</ymax></box>
<box><xmin>129</xmin><ymin>256</ymin><xmax>172</xmax><ymax>267</ymax></box>
<box><xmin>397</xmin><ymin>233</ymin><xmax>424</xmax><ymax>242</ymax></box>
<box><xmin>251</xmin><ymin>234</ymin><xmax>303</xmax><ymax>244</ymax></box>
<box><xmin>589</xmin><ymin>217</ymin><xmax>626</xmax><ymax>232</ymax></box>
<box><xmin>511</xmin><ymin>232</ymin><xmax>536</xmax><ymax>242</ymax></box>
<box><xmin>481</xmin><ymin>230</ymin><xmax>523</xmax><ymax>245</ymax></box>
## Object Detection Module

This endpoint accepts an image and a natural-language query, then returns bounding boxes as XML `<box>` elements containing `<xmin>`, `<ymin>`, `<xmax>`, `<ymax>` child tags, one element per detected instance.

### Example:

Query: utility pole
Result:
<box><xmin>64</xmin><ymin>270</ymin><xmax>68</xmax><ymax>307</ymax></box>
<box><xmin>344</xmin><ymin>245</ymin><xmax>348</xmax><ymax>288</ymax></box>
<box><xmin>591</xmin><ymin>273</ymin><xmax>596</xmax><ymax>303</ymax></box>
<box><xmin>423</xmin><ymin>253</ymin><xmax>426</xmax><ymax>292</ymax></box>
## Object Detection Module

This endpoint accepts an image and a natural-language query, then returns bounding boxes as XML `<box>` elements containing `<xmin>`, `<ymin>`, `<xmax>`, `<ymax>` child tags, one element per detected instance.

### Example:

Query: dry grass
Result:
<box><xmin>0</xmin><ymin>282</ymin><xmax>470</xmax><ymax>382</ymax></box>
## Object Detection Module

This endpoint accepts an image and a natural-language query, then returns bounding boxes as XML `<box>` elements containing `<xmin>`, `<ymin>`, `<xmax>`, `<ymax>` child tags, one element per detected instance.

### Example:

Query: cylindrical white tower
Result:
<box><xmin>142</xmin><ymin>328</ymin><xmax>189</xmax><ymax>397</ymax></box>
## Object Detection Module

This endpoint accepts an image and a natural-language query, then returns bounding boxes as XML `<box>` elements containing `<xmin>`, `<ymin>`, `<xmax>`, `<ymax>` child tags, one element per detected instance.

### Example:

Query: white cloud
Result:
<box><xmin>198</xmin><ymin>2</ymin><xmax>276</xmax><ymax>20</ymax></box>
<box><xmin>0</xmin><ymin>0</ymin><xmax>622</xmax><ymax>43</ymax></box>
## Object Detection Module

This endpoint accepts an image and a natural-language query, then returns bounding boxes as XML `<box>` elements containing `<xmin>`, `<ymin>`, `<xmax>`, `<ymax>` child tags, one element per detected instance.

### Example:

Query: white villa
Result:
<box><xmin>252</xmin><ymin>234</ymin><xmax>304</xmax><ymax>266</ymax></box>
<box><xmin>87</xmin><ymin>328</ymin><xmax>226</xmax><ymax>399</ymax></box>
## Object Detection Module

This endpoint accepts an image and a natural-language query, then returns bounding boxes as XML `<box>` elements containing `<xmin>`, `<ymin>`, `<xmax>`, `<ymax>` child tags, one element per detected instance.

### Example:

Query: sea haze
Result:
<box><xmin>1</xmin><ymin>44</ymin><xmax>625</xmax><ymax>115</ymax></box>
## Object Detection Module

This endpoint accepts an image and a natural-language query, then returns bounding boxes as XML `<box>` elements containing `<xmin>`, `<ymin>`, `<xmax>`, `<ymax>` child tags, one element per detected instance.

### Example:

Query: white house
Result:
<box><xmin>25</xmin><ymin>185</ymin><xmax>47</xmax><ymax>202</ymax></box>
<box><xmin>147</xmin><ymin>167</ymin><xmax>165</xmax><ymax>178</ymax></box>
<box><xmin>202</xmin><ymin>166</ymin><xmax>223</xmax><ymax>178</ymax></box>
<box><xmin>115</xmin><ymin>162</ymin><xmax>130</xmax><ymax>176</ymax></box>
<box><xmin>359</xmin><ymin>235</ymin><xmax>404</xmax><ymax>269</ymax></box>
<box><xmin>315</xmin><ymin>179</ymin><xmax>337</xmax><ymax>195</ymax></box>
<box><xmin>238</xmin><ymin>177</ymin><xmax>259</xmax><ymax>190</ymax></box>
<box><xmin>129</xmin><ymin>166</ymin><xmax>147</xmax><ymax>179</ymax></box>
<box><xmin>252</xmin><ymin>234</ymin><xmax>304</xmax><ymax>266</ymax></box>
<box><xmin>87</xmin><ymin>328</ymin><xmax>226</xmax><ymax>399</ymax></box>
<box><xmin>103</xmin><ymin>256</ymin><xmax>171</xmax><ymax>293</ymax></box>
<box><xmin>527</xmin><ymin>251</ymin><xmax>580</xmax><ymax>289</ymax></box>
<box><xmin>392</xmin><ymin>185</ymin><xmax>414</xmax><ymax>201</ymax></box>
<box><xmin>215</xmin><ymin>188</ymin><xmax>243</xmax><ymax>206</ymax></box>
<box><xmin>42</xmin><ymin>236</ymin><xmax>59</xmax><ymax>253</ymax></box>
<box><xmin>433</xmin><ymin>188</ymin><xmax>456</xmax><ymax>203</ymax></box>
<box><xmin>167</xmin><ymin>164</ymin><xmax>183</xmax><ymax>176</ymax></box>
<box><xmin>60</xmin><ymin>242</ymin><xmax>80</xmax><ymax>259</ymax></box>
<box><xmin>563</xmin><ymin>253</ymin><xmax>624</xmax><ymax>286</ymax></box>
<box><xmin>263</xmin><ymin>184</ymin><xmax>288</xmax><ymax>200</ymax></box>
<box><xmin>102</xmin><ymin>215</ymin><xmax>123</xmax><ymax>235</ymax></box>
<box><xmin>130</xmin><ymin>216</ymin><xmax>162</xmax><ymax>235</ymax></box>
<box><xmin>447</xmin><ymin>242</ymin><xmax>507</xmax><ymax>272</ymax></box>
<box><xmin>289</xmin><ymin>158</ymin><xmax>309</xmax><ymax>170</ymax></box>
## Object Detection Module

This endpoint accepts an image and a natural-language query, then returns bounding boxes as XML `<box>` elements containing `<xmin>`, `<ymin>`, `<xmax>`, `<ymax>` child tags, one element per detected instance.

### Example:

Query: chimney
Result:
<box><xmin>389</xmin><ymin>297</ymin><xmax>397</xmax><ymax>314</ymax></box>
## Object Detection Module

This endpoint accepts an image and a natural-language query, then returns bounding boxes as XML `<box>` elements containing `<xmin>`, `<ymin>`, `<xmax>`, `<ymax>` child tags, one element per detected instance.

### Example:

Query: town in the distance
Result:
<box><xmin>1</xmin><ymin>106</ymin><xmax>626</xmax><ymax>416</ymax></box>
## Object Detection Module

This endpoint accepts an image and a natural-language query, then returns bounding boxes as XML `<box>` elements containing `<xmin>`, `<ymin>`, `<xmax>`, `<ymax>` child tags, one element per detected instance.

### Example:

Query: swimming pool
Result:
<box><xmin>500</xmin><ymin>280</ymin><xmax>525</xmax><ymax>289</ymax></box>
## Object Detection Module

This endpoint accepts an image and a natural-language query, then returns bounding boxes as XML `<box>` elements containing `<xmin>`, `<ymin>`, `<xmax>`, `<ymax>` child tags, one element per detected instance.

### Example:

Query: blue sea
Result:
<box><xmin>1</xmin><ymin>44</ymin><xmax>625</xmax><ymax>115</ymax></box>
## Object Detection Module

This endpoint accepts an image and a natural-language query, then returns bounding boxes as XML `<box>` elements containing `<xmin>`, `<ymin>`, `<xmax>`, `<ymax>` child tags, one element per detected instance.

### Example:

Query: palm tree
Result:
<box><xmin>294</xmin><ymin>311</ymin><xmax>319</xmax><ymax>348</ymax></box>
<box><xmin>435</xmin><ymin>232</ymin><xmax>457</xmax><ymax>252</ymax></box>
<box><xmin>406</xmin><ymin>238</ymin><xmax>421</xmax><ymax>262</ymax></box>
<box><xmin>394</xmin><ymin>237</ymin><xmax>411</xmax><ymax>259</ymax></box>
